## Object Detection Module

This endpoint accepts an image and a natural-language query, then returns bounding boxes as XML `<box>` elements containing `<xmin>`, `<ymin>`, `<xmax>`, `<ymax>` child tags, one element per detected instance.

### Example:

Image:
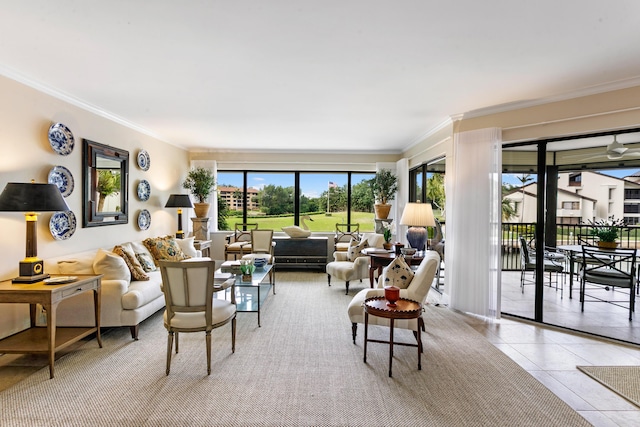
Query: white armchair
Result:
<box><xmin>326</xmin><ymin>233</ymin><xmax>385</xmax><ymax>295</ymax></box>
<box><xmin>347</xmin><ymin>250</ymin><xmax>440</xmax><ymax>344</ymax></box>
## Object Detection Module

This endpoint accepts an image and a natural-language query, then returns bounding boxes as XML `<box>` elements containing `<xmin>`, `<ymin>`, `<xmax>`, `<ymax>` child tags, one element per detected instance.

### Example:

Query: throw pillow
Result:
<box><xmin>57</xmin><ymin>257</ymin><xmax>95</xmax><ymax>275</ymax></box>
<box><xmin>136</xmin><ymin>253</ymin><xmax>157</xmax><ymax>272</ymax></box>
<box><xmin>113</xmin><ymin>245</ymin><xmax>149</xmax><ymax>281</ymax></box>
<box><xmin>383</xmin><ymin>256</ymin><xmax>415</xmax><ymax>289</ymax></box>
<box><xmin>176</xmin><ymin>236</ymin><xmax>198</xmax><ymax>258</ymax></box>
<box><xmin>347</xmin><ymin>238</ymin><xmax>369</xmax><ymax>262</ymax></box>
<box><xmin>143</xmin><ymin>236</ymin><xmax>190</xmax><ymax>265</ymax></box>
<box><xmin>93</xmin><ymin>249</ymin><xmax>131</xmax><ymax>282</ymax></box>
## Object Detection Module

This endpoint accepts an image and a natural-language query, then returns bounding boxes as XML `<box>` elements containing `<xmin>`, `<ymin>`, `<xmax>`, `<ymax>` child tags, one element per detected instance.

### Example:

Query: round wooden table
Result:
<box><xmin>364</xmin><ymin>249</ymin><xmax>424</xmax><ymax>287</ymax></box>
<box><xmin>363</xmin><ymin>296</ymin><xmax>423</xmax><ymax>377</ymax></box>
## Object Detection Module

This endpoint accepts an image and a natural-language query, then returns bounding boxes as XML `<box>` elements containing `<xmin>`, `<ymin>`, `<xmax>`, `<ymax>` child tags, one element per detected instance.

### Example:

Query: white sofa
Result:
<box><xmin>43</xmin><ymin>237</ymin><xmax>208</xmax><ymax>340</ymax></box>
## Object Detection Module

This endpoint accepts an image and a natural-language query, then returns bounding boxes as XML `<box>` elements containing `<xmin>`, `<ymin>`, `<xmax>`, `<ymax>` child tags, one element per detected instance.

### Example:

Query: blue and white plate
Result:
<box><xmin>137</xmin><ymin>179</ymin><xmax>151</xmax><ymax>201</ymax></box>
<box><xmin>137</xmin><ymin>149</ymin><xmax>150</xmax><ymax>171</ymax></box>
<box><xmin>137</xmin><ymin>209</ymin><xmax>151</xmax><ymax>230</ymax></box>
<box><xmin>47</xmin><ymin>165</ymin><xmax>74</xmax><ymax>197</ymax></box>
<box><xmin>49</xmin><ymin>211</ymin><xmax>77</xmax><ymax>240</ymax></box>
<box><xmin>48</xmin><ymin>123</ymin><xmax>75</xmax><ymax>155</ymax></box>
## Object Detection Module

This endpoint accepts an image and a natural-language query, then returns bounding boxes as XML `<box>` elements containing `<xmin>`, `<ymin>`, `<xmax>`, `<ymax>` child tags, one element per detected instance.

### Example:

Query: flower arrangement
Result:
<box><xmin>381</xmin><ymin>221</ymin><xmax>395</xmax><ymax>243</ymax></box>
<box><xmin>589</xmin><ymin>216</ymin><xmax>625</xmax><ymax>242</ymax></box>
<box><xmin>239</xmin><ymin>260</ymin><xmax>256</xmax><ymax>275</ymax></box>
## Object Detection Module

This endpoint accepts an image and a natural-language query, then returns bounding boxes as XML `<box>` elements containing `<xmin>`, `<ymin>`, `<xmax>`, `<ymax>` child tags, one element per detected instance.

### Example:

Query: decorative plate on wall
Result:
<box><xmin>137</xmin><ymin>209</ymin><xmax>151</xmax><ymax>230</ymax></box>
<box><xmin>48</xmin><ymin>123</ymin><xmax>75</xmax><ymax>155</ymax></box>
<box><xmin>47</xmin><ymin>165</ymin><xmax>74</xmax><ymax>197</ymax></box>
<box><xmin>137</xmin><ymin>179</ymin><xmax>151</xmax><ymax>201</ymax></box>
<box><xmin>137</xmin><ymin>149</ymin><xmax>150</xmax><ymax>171</ymax></box>
<box><xmin>49</xmin><ymin>211</ymin><xmax>77</xmax><ymax>240</ymax></box>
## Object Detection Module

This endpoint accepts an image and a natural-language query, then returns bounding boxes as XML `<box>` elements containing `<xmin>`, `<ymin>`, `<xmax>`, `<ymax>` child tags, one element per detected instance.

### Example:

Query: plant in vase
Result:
<box><xmin>240</xmin><ymin>260</ymin><xmax>256</xmax><ymax>282</ymax></box>
<box><xmin>182</xmin><ymin>167</ymin><xmax>216</xmax><ymax>218</ymax></box>
<box><xmin>369</xmin><ymin>168</ymin><xmax>398</xmax><ymax>219</ymax></box>
<box><xmin>589</xmin><ymin>216</ymin><xmax>625</xmax><ymax>248</ymax></box>
<box><xmin>381</xmin><ymin>221</ymin><xmax>394</xmax><ymax>250</ymax></box>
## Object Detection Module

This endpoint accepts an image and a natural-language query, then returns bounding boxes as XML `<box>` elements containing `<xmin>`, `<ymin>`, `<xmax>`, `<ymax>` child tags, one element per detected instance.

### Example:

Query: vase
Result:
<box><xmin>597</xmin><ymin>241</ymin><xmax>618</xmax><ymax>249</ymax></box>
<box><xmin>374</xmin><ymin>203</ymin><xmax>391</xmax><ymax>219</ymax></box>
<box><xmin>383</xmin><ymin>242</ymin><xmax>392</xmax><ymax>250</ymax></box>
<box><xmin>384</xmin><ymin>285</ymin><xmax>400</xmax><ymax>307</ymax></box>
<box><xmin>241</xmin><ymin>274</ymin><xmax>252</xmax><ymax>283</ymax></box>
<box><xmin>194</xmin><ymin>202</ymin><xmax>210</xmax><ymax>218</ymax></box>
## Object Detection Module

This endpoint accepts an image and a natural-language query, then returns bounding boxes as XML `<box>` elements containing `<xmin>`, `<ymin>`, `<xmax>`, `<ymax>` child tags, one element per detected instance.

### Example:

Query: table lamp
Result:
<box><xmin>399</xmin><ymin>202</ymin><xmax>435</xmax><ymax>251</ymax></box>
<box><xmin>0</xmin><ymin>181</ymin><xmax>70</xmax><ymax>283</ymax></box>
<box><xmin>165</xmin><ymin>194</ymin><xmax>194</xmax><ymax>239</ymax></box>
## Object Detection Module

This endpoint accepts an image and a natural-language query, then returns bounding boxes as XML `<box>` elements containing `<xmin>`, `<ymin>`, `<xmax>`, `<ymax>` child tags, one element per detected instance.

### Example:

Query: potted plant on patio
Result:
<box><xmin>182</xmin><ymin>167</ymin><xmax>216</xmax><ymax>218</ymax></box>
<box><xmin>589</xmin><ymin>216</ymin><xmax>625</xmax><ymax>249</ymax></box>
<box><xmin>370</xmin><ymin>168</ymin><xmax>398</xmax><ymax>219</ymax></box>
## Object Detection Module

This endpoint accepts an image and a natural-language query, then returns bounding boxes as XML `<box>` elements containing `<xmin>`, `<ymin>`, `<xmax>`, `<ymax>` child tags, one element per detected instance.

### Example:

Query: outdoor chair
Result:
<box><xmin>580</xmin><ymin>246</ymin><xmax>636</xmax><ymax>321</ymax></box>
<box><xmin>159</xmin><ymin>260</ymin><xmax>237</xmax><ymax>375</ymax></box>
<box><xmin>519</xmin><ymin>235</ymin><xmax>565</xmax><ymax>296</ymax></box>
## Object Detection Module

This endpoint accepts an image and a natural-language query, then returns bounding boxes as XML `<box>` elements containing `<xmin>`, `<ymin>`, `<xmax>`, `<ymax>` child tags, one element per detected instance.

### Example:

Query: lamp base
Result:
<box><xmin>12</xmin><ymin>273</ymin><xmax>50</xmax><ymax>283</ymax></box>
<box><xmin>406</xmin><ymin>226</ymin><xmax>427</xmax><ymax>251</ymax></box>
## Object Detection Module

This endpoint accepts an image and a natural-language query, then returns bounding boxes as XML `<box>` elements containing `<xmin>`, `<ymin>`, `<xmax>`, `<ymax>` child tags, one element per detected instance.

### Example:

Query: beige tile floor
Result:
<box><xmin>433</xmin><ymin>267</ymin><xmax>640</xmax><ymax>427</ymax></box>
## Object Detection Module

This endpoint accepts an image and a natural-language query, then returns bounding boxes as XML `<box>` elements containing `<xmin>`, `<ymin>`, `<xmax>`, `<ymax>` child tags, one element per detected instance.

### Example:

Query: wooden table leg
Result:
<box><xmin>388</xmin><ymin>319</ymin><xmax>395</xmax><ymax>377</ymax></box>
<box><xmin>363</xmin><ymin>312</ymin><xmax>369</xmax><ymax>363</ymax></box>
<box><xmin>369</xmin><ymin>265</ymin><xmax>375</xmax><ymax>287</ymax></box>
<box><xmin>45</xmin><ymin>302</ymin><xmax>56</xmax><ymax>379</ymax></box>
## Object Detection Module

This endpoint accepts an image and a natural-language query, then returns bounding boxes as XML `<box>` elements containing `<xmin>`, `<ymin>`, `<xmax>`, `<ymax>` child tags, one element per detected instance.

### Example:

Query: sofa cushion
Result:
<box><xmin>382</xmin><ymin>256</ymin><xmax>414</xmax><ymax>289</ymax></box>
<box><xmin>57</xmin><ymin>254</ymin><xmax>95</xmax><ymax>275</ymax></box>
<box><xmin>122</xmin><ymin>271</ymin><xmax>163</xmax><ymax>310</ymax></box>
<box><xmin>93</xmin><ymin>249</ymin><xmax>131</xmax><ymax>282</ymax></box>
<box><xmin>176</xmin><ymin>236</ymin><xmax>198</xmax><ymax>258</ymax></box>
<box><xmin>113</xmin><ymin>245</ymin><xmax>149</xmax><ymax>281</ymax></box>
<box><xmin>143</xmin><ymin>236</ymin><xmax>190</xmax><ymax>265</ymax></box>
<box><xmin>347</xmin><ymin>238</ymin><xmax>369</xmax><ymax>262</ymax></box>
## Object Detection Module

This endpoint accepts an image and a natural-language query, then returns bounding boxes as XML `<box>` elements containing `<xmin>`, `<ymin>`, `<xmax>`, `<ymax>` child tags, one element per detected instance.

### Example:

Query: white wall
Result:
<box><xmin>0</xmin><ymin>75</ymin><xmax>190</xmax><ymax>338</ymax></box>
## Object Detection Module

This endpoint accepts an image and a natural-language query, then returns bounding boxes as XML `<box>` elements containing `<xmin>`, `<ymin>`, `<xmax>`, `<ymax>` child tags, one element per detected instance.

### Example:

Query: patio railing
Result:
<box><xmin>501</xmin><ymin>223</ymin><xmax>640</xmax><ymax>270</ymax></box>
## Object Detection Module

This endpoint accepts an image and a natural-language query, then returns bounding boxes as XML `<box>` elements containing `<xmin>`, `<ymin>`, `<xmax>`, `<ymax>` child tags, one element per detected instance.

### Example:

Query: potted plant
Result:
<box><xmin>240</xmin><ymin>259</ymin><xmax>255</xmax><ymax>282</ymax></box>
<box><xmin>182</xmin><ymin>167</ymin><xmax>216</xmax><ymax>218</ymax></box>
<box><xmin>370</xmin><ymin>168</ymin><xmax>398</xmax><ymax>219</ymax></box>
<box><xmin>589</xmin><ymin>216</ymin><xmax>625</xmax><ymax>249</ymax></box>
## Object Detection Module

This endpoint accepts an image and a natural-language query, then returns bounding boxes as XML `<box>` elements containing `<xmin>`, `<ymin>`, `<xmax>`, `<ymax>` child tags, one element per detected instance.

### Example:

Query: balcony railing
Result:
<box><xmin>501</xmin><ymin>223</ymin><xmax>640</xmax><ymax>270</ymax></box>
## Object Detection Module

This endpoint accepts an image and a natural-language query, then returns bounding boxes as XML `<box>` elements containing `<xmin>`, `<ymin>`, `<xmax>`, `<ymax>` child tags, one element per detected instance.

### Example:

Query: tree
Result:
<box><xmin>96</xmin><ymin>170</ymin><xmax>121</xmax><ymax>212</ymax></box>
<box><xmin>217</xmin><ymin>194</ymin><xmax>230</xmax><ymax>230</ymax></box>
<box><xmin>517</xmin><ymin>174</ymin><xmax>533</xmax><ymax>223</ymax></box>
<box><xmin>351</xmin><ymin>180</ymin><xmax>374</xmax><ymax>212</ymax></box>
<box><xmin>426</xmin><ymin>173</ymin><xmax>446</xmax><ymax>217</ymax></box>
<box><xmin>258</xmin><ymin>185</ymin><xmax>294</xmax><ymax>215</ymax></box>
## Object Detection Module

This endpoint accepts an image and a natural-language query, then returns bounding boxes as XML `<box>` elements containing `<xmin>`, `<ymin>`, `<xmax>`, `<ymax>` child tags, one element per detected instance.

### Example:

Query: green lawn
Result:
<box><xmin>224</xmin><ymin>211</ymin><xmax>376</xmax><ymax>232</ymax></box>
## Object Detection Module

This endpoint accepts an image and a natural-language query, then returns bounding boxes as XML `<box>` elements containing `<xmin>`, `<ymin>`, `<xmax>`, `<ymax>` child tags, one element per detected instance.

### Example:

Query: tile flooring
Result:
<box><xmin>431</xmin><ymin>268</ymin><xmax>640</xmax><ymax>427</ymax></box>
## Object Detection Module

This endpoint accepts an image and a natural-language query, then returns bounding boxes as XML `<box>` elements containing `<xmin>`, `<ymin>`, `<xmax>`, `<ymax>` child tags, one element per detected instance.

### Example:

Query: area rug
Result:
<box><xmin>0</xmin><ymin>271</ymin><xmax>591</xmax><ymax>426</ymax></box>
<box><xmin>577</xmin><ymin>365</ymin><xmax>640</xmax><ymax>408</ymax></box>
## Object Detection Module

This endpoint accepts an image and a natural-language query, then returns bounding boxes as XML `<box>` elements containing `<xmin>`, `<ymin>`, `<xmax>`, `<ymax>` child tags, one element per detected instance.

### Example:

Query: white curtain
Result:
<box><xmin>394</xmin><ymin>158</ymin><xmax>409</xmax><ymax>245</ymax></box>
<box><xmin>446</xmin><ymin>128</ymin><xmax>501</xmax><ymax>319</ymax></box>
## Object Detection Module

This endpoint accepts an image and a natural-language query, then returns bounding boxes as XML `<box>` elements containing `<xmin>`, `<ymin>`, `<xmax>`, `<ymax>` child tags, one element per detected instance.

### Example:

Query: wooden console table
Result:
<box><xmin>274</xmin><ymin>236</ymin><xmax>328</xmax><ymax>270</ymax></box>
<box><xmin>0</xmin><ymin>275</ymin><xmax>102</xmax><ymax>379</ymax></box>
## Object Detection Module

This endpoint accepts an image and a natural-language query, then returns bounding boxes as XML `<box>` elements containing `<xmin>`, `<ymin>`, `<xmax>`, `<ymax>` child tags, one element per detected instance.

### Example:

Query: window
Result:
<box><xmin>409</xmin><ymin>157</ymin><xmax>446</xmax><ymax>221</ymax></box>
<box><xmin>625</xmin><ymin>189</ymin><xmax>640</xmax><ymax>199</ymax></box>
<box><xmin>568</xmin><ymin>173</ymin><xmax>582</xmax><ymax>186</ymax></box>
<box><xmin>561</xmin><ymin>201</ymin><xmax>579</xmax><ymax>210</ymax></box>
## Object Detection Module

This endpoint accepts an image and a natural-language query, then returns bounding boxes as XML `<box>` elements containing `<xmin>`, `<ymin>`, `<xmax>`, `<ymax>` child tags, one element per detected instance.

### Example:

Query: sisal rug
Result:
<box><xmin>0</xmin><ymin>271</ymin><xmax>590</xmax><ymax>426</ymax></box>
<box><xmin>577</xmin><ymin>365</ymin><xmax>640</xmax><ymax>408</ymax></box>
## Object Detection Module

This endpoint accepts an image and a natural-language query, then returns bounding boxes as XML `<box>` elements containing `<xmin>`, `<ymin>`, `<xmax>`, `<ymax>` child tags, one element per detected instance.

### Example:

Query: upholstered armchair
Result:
<box><xmin>224</xmin><ymin>223</ymin><xmax>258</xmax><ymax>260</ymax></box>
<box><xmin>347</xmin><ymin>250</ymin><xmax>440</xmax><ymax>344</ymax></box>
<box><xmin>326</xmin><ymin>232</ymin><xmax>385</xmax><ymax>295</ymax></box>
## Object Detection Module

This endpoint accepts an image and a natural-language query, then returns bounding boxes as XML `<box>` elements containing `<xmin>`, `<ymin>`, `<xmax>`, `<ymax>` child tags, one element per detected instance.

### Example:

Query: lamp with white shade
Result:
<box><xmin>165</xmin><ymin>194</ymin><xmax>194</xmax><ymax>239</ymax></box>
<box><xmin>399</xmin><ymin>202</ymin><xmax>435</xmax><ymax>251</ymax></box>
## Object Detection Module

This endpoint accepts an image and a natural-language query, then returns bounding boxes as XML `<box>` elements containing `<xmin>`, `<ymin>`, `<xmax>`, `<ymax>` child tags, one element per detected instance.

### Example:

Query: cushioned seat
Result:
<box><xmin>347</xmin><ymin>251</ymin><xmax>440</xmax><ymax>343</ymax></box>
<box><xmin>326</xmin><ymin>233</ymin><xmax>385</xmax><ymax>295</ymax></box>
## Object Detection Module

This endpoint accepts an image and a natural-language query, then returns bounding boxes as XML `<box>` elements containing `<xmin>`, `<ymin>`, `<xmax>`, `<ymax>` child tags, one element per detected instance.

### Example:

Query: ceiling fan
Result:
<box><xmin>563</xmin><ymin>135</ymin><xmax>640</xmax><ymax>161</ymax></box>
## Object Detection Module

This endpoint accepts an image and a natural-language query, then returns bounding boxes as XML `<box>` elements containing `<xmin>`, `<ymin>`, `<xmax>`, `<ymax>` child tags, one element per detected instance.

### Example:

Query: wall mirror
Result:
<box><xmin>83</xmin><ymin>139</ymin><xmax>129</xmax><ymax>227</ymax></box>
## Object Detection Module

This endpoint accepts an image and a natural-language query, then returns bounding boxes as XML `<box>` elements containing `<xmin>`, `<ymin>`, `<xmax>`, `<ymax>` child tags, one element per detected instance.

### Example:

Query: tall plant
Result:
<box><xmin>370</xmin><ymin>169</ymin><xmax>398</xmax><ymax>205</ymax></box>
<box><xmin>182</xmin><ymin>167</ymin><xmax>215</xmax><ymax>203</ymax></box>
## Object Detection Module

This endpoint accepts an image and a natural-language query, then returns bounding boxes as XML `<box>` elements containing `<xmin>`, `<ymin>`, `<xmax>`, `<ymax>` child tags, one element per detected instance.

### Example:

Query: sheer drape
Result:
<box><xmin>446</xmin><ymin>128</ymin><xmax>501</xmax><ymax>319</ymax></box>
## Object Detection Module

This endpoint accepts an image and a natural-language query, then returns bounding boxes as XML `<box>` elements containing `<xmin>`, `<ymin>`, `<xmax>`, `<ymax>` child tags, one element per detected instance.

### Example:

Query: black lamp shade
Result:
<box><xmin>0</xmin><ymin>182</ymin><xmax>69</xmax><ymax>212</ymax></box>
<box><xmin>165</xmin><ymin>194</ymin><xmax>194</xmax><ymax>208</ymax></box>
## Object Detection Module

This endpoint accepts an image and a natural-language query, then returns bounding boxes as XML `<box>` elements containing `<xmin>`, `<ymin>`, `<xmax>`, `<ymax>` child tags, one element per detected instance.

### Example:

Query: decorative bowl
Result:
<box><xmin>401</xmin><ymin>247</ymin><xmax>417</xmax><ymax>257</ymax></box>
<box><xmin>253</xmin><ymin>258</ymin><xmax>267</xmax><ymax>269</ymax></box>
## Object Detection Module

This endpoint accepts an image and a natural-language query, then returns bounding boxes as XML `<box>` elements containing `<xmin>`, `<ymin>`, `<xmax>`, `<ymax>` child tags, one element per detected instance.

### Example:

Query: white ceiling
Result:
<box><xmin>1</xmin><ymin>1</ymin><xmax>640</xmax><ymax>153</ymax></box>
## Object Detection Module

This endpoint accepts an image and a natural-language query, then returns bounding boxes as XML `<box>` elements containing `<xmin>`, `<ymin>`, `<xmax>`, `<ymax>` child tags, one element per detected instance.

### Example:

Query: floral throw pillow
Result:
<box><xmin>136</xmin><ymin>253</ymin><xmax>157</xmax><ymax>272</ymax></box>
<box><xmin>113</xmin><ymin>245</ymin><xmax>149</xmax><ymax>281</ymax></box>
<box><xmin>383</xmin><ymin>256</ymin><xmax>415</xmax><ymax>289</ymax></box>
<box><xmin>347</xmin><ymin>238</ymin><xmax>369</xmax><ymax>262</ymax></box>
<box><xmin>143</xmin><ymin>236</ymin><xmax>190</xmax><ymax>265</ymax></box>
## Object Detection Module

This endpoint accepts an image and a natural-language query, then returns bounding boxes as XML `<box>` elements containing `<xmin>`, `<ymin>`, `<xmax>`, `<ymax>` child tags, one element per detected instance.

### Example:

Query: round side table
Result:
<box><xmin>363</xmin><ymin>296</ymin><xmax>423</xmax><ymax>377</ymax></box>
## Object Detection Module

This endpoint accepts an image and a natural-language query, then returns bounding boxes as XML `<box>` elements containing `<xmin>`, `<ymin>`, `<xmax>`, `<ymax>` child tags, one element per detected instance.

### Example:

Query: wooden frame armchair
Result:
<box><xmin>334</xmin><ymin>223</ymin><xmax>361</xmax><ymax>252</ymax></box>
<box><xmin>224</xmin><ymin>222</ymin><xmax>258</xmax><ymax>260</ymax></box>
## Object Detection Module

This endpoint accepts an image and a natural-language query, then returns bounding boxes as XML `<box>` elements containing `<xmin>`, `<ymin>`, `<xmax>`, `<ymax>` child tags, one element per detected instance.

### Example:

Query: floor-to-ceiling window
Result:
<box><xmin>501</xmin><ymin>129</ymin><xmax>640</xmax><ymax>345</ymax></box>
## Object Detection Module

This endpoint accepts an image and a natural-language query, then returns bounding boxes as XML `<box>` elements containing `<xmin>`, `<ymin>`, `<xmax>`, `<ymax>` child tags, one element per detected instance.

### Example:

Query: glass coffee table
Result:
<box><xmin>216</xmin><ymin>264</ymin><xmax>274</xmax><ymax>327</ymax></box>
